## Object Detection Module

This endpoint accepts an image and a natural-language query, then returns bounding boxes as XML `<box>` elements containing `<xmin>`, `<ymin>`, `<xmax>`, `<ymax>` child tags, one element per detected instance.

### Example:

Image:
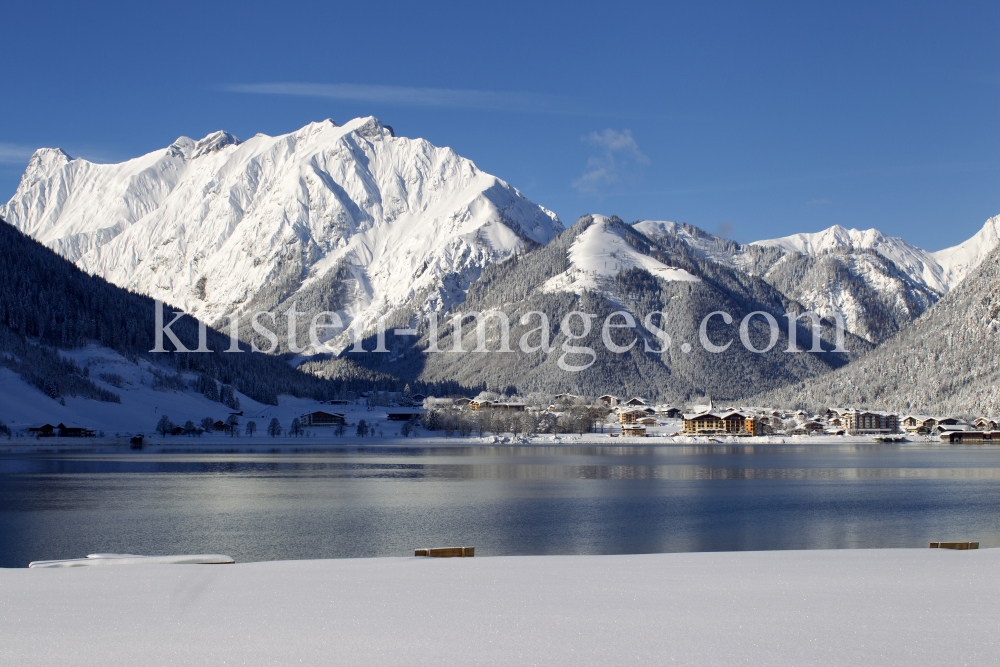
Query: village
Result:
<box><xmin>14</xmin><ymin>382</ymin><xmax>1000</xmax><ymax>445</ymax></box>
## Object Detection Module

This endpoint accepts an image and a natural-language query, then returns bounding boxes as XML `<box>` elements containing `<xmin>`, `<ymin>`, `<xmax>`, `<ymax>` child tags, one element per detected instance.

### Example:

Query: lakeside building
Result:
<box><xmin>300</xmin><ymin>411</ymin><xmax>347</xmax><ymax>427</ymax></box>
<box><xmin>617</xmin><ymin>409</ymin><xmax>648</xmax><ymax>425</ymax></box>
<box><xmin>681</xmin><ymin>409</ymin><xmax>763</xmax><ymax>436</ymax></box>
<box><xmin>940</xmin><ymin>430</ymin><xmax>1000</xmax><ymax>443</ymax></box>
<box><xmin>901</xmin><ymin>415</ymin><xmax>938</xmax><ymax>433</ymax></box>
<box><xmin>842</xmin><ymin>410</ymin><xmax>899</xmax><ymax>434</ymax></box>
<box><xmin>28</xmin><ymin>423</ymin><xmax>95</xmax><ymax>437</ymax></box>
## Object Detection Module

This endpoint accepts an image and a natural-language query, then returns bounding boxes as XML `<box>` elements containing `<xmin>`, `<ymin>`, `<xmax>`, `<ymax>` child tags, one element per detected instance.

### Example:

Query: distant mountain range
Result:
<box><xmin>3</xmin><ymin>117</ymin><xmax>998</xmax><ymax>409</ymax></box>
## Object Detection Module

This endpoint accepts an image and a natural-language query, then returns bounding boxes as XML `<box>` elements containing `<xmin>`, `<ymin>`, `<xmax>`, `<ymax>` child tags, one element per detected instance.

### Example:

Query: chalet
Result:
<box><xmin>553</xmin><ymin>393</ymin><xmax>580</xmax><ymax>402</ymax></box>
<box><xmin>654</xmin><ymin>406</ymin><xmax>682</xmax><ymax>419</ymax></box>
<box><xmin>932</xmin><ymin>417</ymin><xmax>969</xmax><ymax>434</ymax></box>
<box><xmin>410</xmin><ymin>393</ymin><xmax>427</xmax><ymax>403</ymax></box>
<box><xmin>638</xmin><ymin>417</ymin><xmax>657</xmax><ymax>426</ymax></box>
<box><xmin>386</xmin><ymin>409</ymin><xmax>426</xmax><ymax>422</ymax></box>
<box><xmin>56</xmin><ymin>423</ymin><xmax>96</xmax><ymax>437</ymax></box>
<box><xmin>621</xmin><ymin>425</ymin><xmax>647</xmax><ymax>437</ymax></box>
<box><xmin>625</xmin><ymin>397</ymin><xmax>648</xmax><ymax>407</ymax></box>
<box><xmin>213</xmin><ymin>420</ymin><xmax>230</xmax><ymax>433</ymax></box>
<box><xmin>469</xmin><ymin>399</ymin><xmax>492</xmax><ymax>411</ymax></box>
<box><xmin>598</xmin><ymin>395</ymin><xmax>619</xmax><ymax>406</ymax></box>
<box><xmin>28</xmin><ymin>424</ymin><xmax>56</xmax><ymax>437</ymax></box>
<box><xmin>975</xmin><ymin>418</ymin><xmax>998</xmax><ymax>431</ymax></box>
<box><xmin>901</xmin><ymin>415</ymin><xmax>937</xmax><ymax>433</ymax></box>
<box><xmin>454</xmin><ymin>398</ymin><xmax>473</xmax><ymax>407</ymax></box>
<box><xmin>300</xmin><ymin>411</ymin><xmax>347</xmax><ymax>426</ymax></box>
<box><xmin>802</xmin><ymin>421</ymin><xmax>825</xmax><ymax>435</ymax></box>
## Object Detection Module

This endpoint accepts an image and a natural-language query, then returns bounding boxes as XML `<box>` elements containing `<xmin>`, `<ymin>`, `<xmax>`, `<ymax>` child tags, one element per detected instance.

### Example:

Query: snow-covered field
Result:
<box><xmin>1</xmin><ymin>548</ymin><xmax>995</xmax><ymax>666</ymax></box>
<box><xmin>0</xmin><ymin>343</ymin><xmax>414</xmax><ymax>437</ymax></box>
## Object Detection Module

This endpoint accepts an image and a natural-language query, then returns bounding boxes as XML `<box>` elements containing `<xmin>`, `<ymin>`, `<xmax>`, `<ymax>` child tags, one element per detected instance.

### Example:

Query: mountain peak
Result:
<box><xmin>342</xmin><ymin>116</ymin><xmax>394</xmax><ymax>139</ymax></box>
<box><xmin>28</xmin><ymin>147</ymin><xmax>72</xmax><ymax>165</ymax></box>
<box><xmin>192</xmin><ymin>131</ymin><xmax>241</xmax><ymax>158</ymax></box>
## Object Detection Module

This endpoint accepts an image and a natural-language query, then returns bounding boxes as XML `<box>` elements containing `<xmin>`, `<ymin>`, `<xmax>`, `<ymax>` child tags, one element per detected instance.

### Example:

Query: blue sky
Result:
<box><xmin>1</xmin><ymin>0</ymin><xmax>997</xmax><ymax>250</ymax></box>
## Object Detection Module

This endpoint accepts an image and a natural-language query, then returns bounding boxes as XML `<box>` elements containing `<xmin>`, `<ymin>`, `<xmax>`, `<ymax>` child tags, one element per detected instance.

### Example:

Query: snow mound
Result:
<box><xmin>29</xmin><ymin>554</ymin><xmax>235</xmax><ymax>567</ymax></box>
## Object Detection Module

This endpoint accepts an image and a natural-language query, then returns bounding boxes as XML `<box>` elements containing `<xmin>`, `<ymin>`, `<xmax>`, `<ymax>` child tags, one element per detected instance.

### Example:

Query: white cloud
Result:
<box><xmin>572</xmin><ymin>129</ymin><xmax>649</xmax><ymax>194</ymax></box>
<box><xmin>221</xmin><ymin>82</ymin><xmax>571</xmax><ymax>114</ymax></box>
<box><xmin>0</xmin><ymin>143</ymin><xmax>36</xmax><ymax>165</ymax></box>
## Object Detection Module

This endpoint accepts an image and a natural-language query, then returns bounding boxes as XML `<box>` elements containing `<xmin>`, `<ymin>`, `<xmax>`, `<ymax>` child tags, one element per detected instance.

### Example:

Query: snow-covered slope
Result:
<box><xmin>1</xmin><ymin>117</ymin><xmax>562</xmax><ymax>348</ymax></box>
<box><xmin>541</xmin><ymin>215</ymin><xmax>699</xmax><ymax>295</ymax></box>
<box><xmin>931</xmin><ymin>214</ymin><xmax>1000</xmax><ymax>291</ymax></box>
<box><xmin>633</xmin><ymin>220</ymin><xmax>754</xmax><ymax>271</ymax></box>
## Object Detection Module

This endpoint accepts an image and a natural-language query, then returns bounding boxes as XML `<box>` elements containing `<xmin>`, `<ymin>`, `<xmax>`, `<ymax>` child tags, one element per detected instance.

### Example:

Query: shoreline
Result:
<box><xmin>0</xmin><ymin>432</ymin><xmax>948</xmax><ymax>454</ymax></box>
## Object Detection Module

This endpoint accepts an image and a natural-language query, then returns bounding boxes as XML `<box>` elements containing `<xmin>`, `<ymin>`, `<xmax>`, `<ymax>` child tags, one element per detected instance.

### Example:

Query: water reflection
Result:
<box><xmin>2</xmin><ymin>443</ymin><xmax>999</xmax><ymax>567</ymax></box>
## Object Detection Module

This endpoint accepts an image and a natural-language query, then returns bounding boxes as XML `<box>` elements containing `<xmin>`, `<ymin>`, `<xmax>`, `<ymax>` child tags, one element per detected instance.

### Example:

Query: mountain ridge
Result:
<box><xmin>2</xmin><ymin>117</ymin><xmax>562</xmax><ymax>354</ymax></box>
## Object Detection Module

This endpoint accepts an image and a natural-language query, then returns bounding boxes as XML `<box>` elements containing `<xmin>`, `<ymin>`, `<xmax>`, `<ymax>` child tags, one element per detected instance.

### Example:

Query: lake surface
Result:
<box><xmin>2</xmin><ymin>442</ymin><xmax>1000</xmax><ymax>568</ymax></box>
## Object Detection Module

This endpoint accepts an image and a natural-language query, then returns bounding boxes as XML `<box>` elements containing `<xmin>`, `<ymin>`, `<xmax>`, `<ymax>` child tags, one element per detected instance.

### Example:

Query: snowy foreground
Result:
<box><xmin>1</xmin><ymin>549</ymin><xmax>996</xmax><ymax>666</ymax></box>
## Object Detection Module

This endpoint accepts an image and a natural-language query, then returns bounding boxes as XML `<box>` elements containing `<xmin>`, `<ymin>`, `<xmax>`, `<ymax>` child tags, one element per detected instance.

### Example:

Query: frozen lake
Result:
<box><xmin>2</xmin><ymin>441</ymin><xmax>1000</xmax><ymax>567</ymax></box>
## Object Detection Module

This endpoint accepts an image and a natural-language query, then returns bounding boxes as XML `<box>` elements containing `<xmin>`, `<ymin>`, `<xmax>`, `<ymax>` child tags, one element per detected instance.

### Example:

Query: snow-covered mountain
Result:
<box><xmin>1</xmin><ymin>117</ymin><xmax>561</xmax><ymax>351</ymax></box>
<box><xmin>540</xmin><ymin>215</ymin><xmax>700</xmax><ymax>296</ymax></box>
<box><xmin>752</xmin><ymin>244</ymin><xmax>1000</xmax><ymax>416</ymax></box>
<box><xmin>309</xmin><ymin>215</ymin><xmax>868</xmax><ymax>403</ymax></box>
<box><xmin>753</xmin><ymin>217</ymin><xmax>1000</xmax><ymax>295</ymax></box>
<box><xmin>634</xmin><ymin>217</ymin><xmax>1000</xmax><ymax>344</ymax></box>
